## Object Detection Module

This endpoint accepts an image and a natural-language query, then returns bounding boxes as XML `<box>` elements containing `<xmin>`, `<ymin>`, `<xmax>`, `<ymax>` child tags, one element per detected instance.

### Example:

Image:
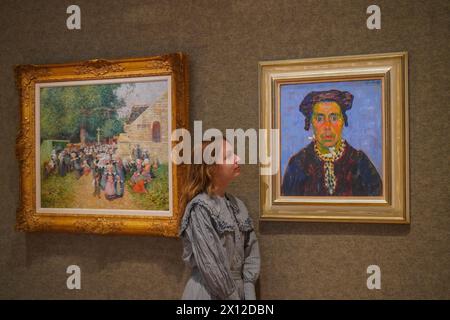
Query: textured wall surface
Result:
<box><xmin>0</xmin><ymin>0</ymin><xmax>449</xmax><ymax>299</ymax></box>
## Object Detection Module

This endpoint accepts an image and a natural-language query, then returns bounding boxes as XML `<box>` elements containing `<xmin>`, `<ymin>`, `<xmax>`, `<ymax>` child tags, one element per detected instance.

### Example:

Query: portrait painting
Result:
<box><xmin>280</xmin><ymin>81</ymin><xmax>383</xmax><ymax>197</ymax></box>
<box><xmin>16</xmin><ymin>54</ymin><xmax>189</xmax><ymax>236</ymax></box>
<box><xmin>259</xmin><ymin>52</ymin><xmax>410</xmax><ymax>223</ymax></box>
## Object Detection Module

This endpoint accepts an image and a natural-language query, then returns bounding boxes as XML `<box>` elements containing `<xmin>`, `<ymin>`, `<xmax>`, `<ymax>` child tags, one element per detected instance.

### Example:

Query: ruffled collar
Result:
<box><xmin>179</xmin><ymin>192</ymin><xmax>254</xmax><ymax>236</ymax></box>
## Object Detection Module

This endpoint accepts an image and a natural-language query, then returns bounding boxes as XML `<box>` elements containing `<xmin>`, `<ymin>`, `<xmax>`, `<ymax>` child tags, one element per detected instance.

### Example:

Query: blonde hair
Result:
<box><xmin>179</xmin><ymin>138</ymin><xmax>225</xmax><ymax>216</ymax></box>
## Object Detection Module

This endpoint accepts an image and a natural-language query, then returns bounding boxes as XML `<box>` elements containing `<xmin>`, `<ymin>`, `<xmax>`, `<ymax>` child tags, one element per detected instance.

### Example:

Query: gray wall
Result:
<box><xmin>0</xmin><ymin>0</ymin><xmax>449</xmax><ymax>299</ymax></box>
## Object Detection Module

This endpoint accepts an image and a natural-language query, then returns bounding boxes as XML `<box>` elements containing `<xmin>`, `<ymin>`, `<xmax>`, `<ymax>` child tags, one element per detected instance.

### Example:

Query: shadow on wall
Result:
<box><xmin>259</xmin><ymin>221</ymin><xmax>411</xmax><ymax>237</ymax></box>
<box><xmin>23</xmin><ymin>231</ymin><xmax>187</xmax><ymax>278</ymax></box>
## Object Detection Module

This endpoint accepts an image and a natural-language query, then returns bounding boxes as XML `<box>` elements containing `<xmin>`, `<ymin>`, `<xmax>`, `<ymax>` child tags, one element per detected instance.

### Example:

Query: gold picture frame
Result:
<box><xmin>15</xmin><ymin>53</ymin><xmax>189</xmax><ymax>236</ymax></box>
<box><xmin>259</xmin><ymin>52</ymin><xmax>409</xmax><ymax>223</ymax></box>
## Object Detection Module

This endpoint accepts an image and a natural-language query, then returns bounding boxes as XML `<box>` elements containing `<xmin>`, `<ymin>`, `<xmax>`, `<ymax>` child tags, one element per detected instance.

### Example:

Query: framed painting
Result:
<box><xmin>15</xmin><ymin>53</ymin><xmax>189</xmax><ymax>236</ymax></box>
<box><xmin>259</xmin><ymin>52</ymin><xmax>409</xmax><ymax>223</ymax></box>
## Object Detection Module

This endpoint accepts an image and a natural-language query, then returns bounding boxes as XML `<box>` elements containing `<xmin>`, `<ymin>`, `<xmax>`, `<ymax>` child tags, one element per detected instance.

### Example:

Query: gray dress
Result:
<box><xmin>179</xmin><ymin>192</ymin><xmax>260</xmax><ymax>300</ymax></box>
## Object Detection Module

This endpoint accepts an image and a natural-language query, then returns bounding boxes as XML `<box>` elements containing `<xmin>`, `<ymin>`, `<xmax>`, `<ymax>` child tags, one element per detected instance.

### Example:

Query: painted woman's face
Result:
<box><xmin>311</xmin><ymin>101</ymin><xmax>344</xmax><ymax>149</ymax></box>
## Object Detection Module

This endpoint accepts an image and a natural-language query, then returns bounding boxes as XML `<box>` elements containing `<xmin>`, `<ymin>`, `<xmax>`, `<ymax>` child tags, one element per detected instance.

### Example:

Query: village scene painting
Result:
<box><xmin>38</xmin><ymin>78</ymin><xmax>170</xmax><ymax>213</ymax></box>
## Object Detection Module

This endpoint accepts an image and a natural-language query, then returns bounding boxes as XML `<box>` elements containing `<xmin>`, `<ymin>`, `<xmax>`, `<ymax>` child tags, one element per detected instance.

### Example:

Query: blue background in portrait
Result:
<box><xmin>280</xmin><ymin>80</ymin><xmax>383</xmax><ymax>178</ymax></box>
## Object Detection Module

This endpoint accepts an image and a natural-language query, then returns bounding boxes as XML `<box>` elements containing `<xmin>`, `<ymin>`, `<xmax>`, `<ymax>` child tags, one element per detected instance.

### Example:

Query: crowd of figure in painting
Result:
<box><xmin>43</xmin><ymin>143</ymin><xmax>161</xmax><ymax>201</ymax></box>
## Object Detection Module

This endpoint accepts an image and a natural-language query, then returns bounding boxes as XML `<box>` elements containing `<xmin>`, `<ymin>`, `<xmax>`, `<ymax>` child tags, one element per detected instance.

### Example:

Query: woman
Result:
<box><xmin>82</xmin><ymin>159</ymin><xmax>91</xmax><ymax>176</ymax></box>
<box><xmin>179</xmin><ymin>138</ymin><xmax>260</xmax><ymax>300</ymax></box>
<box><xmin>142</xmin><ymin>159</ymin><xmax>153</xmax><ymax>183</ymax></box>
<box><xmin>104</xmin><ymin>167</ymin><xmax>117</xmax><ymax>200</ymax></box>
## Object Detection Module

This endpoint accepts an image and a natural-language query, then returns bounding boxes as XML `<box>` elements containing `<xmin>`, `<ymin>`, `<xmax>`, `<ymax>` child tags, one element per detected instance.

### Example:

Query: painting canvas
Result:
<box><xmin>259</xmin><ymin>52</ymin><xmax>409</xmax><ymax>223</ymax></box>
<box><xmin>16</xmin><ymin>54</ymin><xmax>189</xmax><ymax>236</ymax></box>
<box><xmin>39</xmin><ymin>78</ymin><xmax>171</xmax><ymax>215</ymax></box>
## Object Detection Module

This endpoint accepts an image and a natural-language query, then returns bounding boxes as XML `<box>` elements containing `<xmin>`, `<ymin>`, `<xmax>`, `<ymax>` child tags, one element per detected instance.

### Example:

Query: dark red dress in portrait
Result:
<box><xmin>281</xmin><ymin>141</ymin><xmax>382</xmax><ymax>196</ymax></box>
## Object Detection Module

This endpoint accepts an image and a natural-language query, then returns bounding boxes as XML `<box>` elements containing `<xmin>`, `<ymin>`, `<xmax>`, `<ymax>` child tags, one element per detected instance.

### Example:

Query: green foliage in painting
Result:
<box><xmin>40</xmin><ymin>84</ymin><xmax>125</xmax><ymax>142</ymax></box>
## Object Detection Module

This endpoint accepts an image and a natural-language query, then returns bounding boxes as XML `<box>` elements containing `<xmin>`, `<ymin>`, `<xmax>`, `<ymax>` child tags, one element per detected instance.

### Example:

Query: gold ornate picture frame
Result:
<box><xmin>15</xmin><ymin>53</ymin><xmax>189</xmax><ymax>236</ymax></box>
<box><xmin>259</xmin><ymin>52</ymin><xmax>409</xmax><ymax>223</ymax></box>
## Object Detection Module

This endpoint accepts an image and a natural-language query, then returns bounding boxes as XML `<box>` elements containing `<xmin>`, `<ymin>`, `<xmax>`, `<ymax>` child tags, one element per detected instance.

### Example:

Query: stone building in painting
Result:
<box><xmin>116</xmin><ymin>92</ymin><xmax>168</xmax><ymax>163</ymax></box>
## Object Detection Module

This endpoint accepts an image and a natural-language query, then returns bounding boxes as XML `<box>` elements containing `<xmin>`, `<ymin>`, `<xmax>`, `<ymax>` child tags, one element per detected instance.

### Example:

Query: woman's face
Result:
<box><xmin>214</xmin><ymin>140</ymin><xmax>241</xmax><ymax>183</ymax></box>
